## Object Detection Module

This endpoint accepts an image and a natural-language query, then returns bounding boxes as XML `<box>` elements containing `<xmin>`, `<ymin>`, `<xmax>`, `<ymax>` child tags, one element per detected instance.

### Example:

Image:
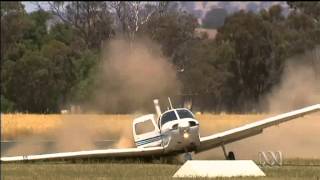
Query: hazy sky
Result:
<box><xmin>22</xmin><ymin>1</ymin><xmax>289</xmax><ymax>13</ymax></box>
<box><xmin>22</xmin><ymin>2</ymin><xmax>50</xmax><ymax>12</ymax></box>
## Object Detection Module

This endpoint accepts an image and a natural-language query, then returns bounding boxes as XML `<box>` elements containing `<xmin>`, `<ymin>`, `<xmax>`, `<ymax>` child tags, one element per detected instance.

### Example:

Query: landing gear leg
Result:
<box><xmin>184</xmin><ymin>152</ymin><xmax>192</xmax><ymax>161</ymax></box>
<box><xmin>221</xmin><ymin>144</ymin><xmax>236</xmax><ymax>160</ymax></box>
<box><xmin>183</xmin><ymin>148</ymin><xmax>192</xmax><ymax>161</ymax></box>
<box><xmin>227</xmin><ymin>151</ymin><xmax>235</xmax><ymax>160</ymax></box>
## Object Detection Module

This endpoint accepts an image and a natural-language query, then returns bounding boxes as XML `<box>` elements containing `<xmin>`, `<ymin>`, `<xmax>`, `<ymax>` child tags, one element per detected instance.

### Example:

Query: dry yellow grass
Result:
<box><xmin>1</xmin><ymin>114</ymin><xmax>134</xmax><ymax>140</ymax></box>
<box><xmin>1</xmin><ymin>113</ymin><xmax>320</xmax><ymax>159</ymax></box>
<box><xmin>1</xmin><ymin>113</ymin><xmax>269</xmax><ymax>140</ymax></box>
<box><xmin>1</xmin><ymin>114</ymin><xmax>61</xmax><ymax>139</ymax></box>
<box><xmin>196</xmin><ymin>114</ymin><xmax>269</xmax><ymax>136</ymax></box>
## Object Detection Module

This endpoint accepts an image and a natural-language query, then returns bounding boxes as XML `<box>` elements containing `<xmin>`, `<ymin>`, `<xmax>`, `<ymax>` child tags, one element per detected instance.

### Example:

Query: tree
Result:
<box><xmin>260</xmin><ymin>5</ymin><xmax>285</xmax><ymax>23</ymax></box>
<box><xmin>68</xmin><ymin>50</ymin><xmax>99</xmax><ymax>105</ymax></box>
<box><xmin>216</xmin><ymin>10</ymin><xmax>286</xmax><ymax>112</ymax></box>
<box><xmin>285</xmin><ymin>12</ymin><xmax>318</xmax><ymax>55</ymax></box>
<box><xmin>177</xmin><ymin>38</ymin><xmax>232</xmax><ymax>112</ymax></box>
<box><xmin>41</xmin><ymin>40</ymin><xmax>74</xmax><ymax>106</ymax></box>
<box><xmin>2</xmin><ymin>1</ymin><xmax>319</xmax><ymax>113</ymax></box>
<box><xmin>4</xmin><ymin>51</ymin><xmax>55</xmax><ymax>112</ymax></box>
<box><xmin>1</xmin><ymin>2</ymin><xmax>31</xmax><ymax>113</ymax></box>
<box><xmin>47</xmin><ymin>1</ymin><xmax>114</xmax><ymax>49</ymax></box>
<box><xmin>2</xmin><ymin>39</ymin><xmax>75</xmax><ymax>113</ymax></box>
<box><xmin>287</xmin><ymin>1</ymin><xmax>320</xmax><ymax>23</ymax></box>
<box><xmin>1</xmin><ymin>1</ymin><xmax>31</xmax><ymax>62</ymax></box>
<box><xmin>23</xmin><ymin>10</ymin><xmax>51</xmax><ymax>50</ymax></box>
<box><xmin>286</xmin><ymin>2</ymin><xmax>320</xmax><ymax>54</ymax></box>
<box><xmin>143</xmin><ymin>10</ymin><xmax>198</xmax><ymax>68</ymax></box>
<box><xmin>1</xmin><ymin>95</ymin><xmax>15</xmax><ymax>112</ymax></box>
<box><xmin>110</xmin><ymin>1</ymin><xmax>169</xmax><ymax>41</ymax></box>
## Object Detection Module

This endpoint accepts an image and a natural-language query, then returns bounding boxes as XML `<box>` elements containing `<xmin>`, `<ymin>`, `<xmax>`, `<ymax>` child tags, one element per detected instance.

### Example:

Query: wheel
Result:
<box><xmin>175</xmin><ymin>153</ymin><xmax>193</xmax><ymax>164</ymax></box>
<box><xmin>227</xmin><ymin>151</ymin><xmax>235</xmax><ymax>160</ymax></box>
<box><xmin>184</xmin><ymin>152</ymin><xmax>192</xmax><ymax>161</ymax></box>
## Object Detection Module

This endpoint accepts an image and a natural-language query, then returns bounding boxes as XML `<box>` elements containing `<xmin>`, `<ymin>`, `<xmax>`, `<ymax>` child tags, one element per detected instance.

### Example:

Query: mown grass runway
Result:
<box><xmin>2</xmin><ymin>159</ymin><xmax>320</xmax><ymax>180</ymax></box>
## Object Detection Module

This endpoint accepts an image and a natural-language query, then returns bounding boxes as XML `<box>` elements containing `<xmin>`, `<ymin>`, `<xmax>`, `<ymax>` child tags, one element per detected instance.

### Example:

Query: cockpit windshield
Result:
<box><xmin>160</xmin><ymin>109</ymin><xmax>195</xmax><ymax>126</ymax></box>
<box><xmin>177</xmin><ymin>109</ymin><xmax>194</xmax><ymax>119</ymax></box>
<box><xmin>160</xmin><ymin>111</ymin><xmax>177</xmax><ymax>126</ymax></box>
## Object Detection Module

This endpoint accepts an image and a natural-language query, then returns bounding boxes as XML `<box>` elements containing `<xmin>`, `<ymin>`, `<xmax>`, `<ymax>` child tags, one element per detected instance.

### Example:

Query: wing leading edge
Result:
<box><xmin>1</xmin><ymin>146</ymin><xmax>164</xmax><ymax>162</ymax></box>
<box><xmin>197</xmin><ymin>104</ymin><xmax>320</xmax><ymax>153</ymax></box>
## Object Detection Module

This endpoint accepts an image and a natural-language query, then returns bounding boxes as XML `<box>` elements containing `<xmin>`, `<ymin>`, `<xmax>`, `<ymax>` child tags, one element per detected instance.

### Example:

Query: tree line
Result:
<box><xmin>1</xmin><ymin>1</ymin><xmax>319</xmax><ymax>113</ymax></box>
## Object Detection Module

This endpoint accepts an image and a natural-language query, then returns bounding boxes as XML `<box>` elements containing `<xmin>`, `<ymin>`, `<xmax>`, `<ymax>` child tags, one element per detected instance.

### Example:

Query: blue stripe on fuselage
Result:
<box><xmin>136</xmin><ymin>136</ymin><xmax>161</xmax><ymax>146</ymax></box>
<box><xmin>135</xmin><ymin>135</ymin><xmax>161</xmax><ymax>146</ymax></box>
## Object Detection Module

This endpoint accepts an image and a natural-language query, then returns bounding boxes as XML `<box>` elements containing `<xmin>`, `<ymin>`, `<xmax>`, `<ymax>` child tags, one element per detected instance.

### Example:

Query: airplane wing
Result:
<box><xmin>196</xmin><ymin>104</ymin><xmax>320</xmax><ymax>153</ymax></box>
<box><xmin>1</xmin><ymin>146</ymin><xmax>164</xmax><ymax>162</ymax></box>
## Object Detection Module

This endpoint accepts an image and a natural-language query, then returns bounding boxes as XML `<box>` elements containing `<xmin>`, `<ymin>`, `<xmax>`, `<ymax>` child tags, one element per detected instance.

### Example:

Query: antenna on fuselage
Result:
<box><xmin>168</xmin><ymin>97</ymin><xmax>173</xmax><ymax>109</ymax></box>
<box><xmin>153</xmin><ymin>99</ymin><xmax>162</xmax><ymax>118</ymax></box>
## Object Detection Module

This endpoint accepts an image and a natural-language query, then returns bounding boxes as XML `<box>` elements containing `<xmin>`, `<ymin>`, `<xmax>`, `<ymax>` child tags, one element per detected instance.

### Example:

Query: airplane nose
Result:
<box><xmin>178</xmin><ymin>121</ymin><xmax>190</xmax><ymax>134</ymax></box>
<box><xmin>178</xmin><ymin>121</ymin><xmax>190</xmax><ymax>139</ymax></box>
<box><xmin>178</xmin><ymin>121</ymin><xmax>190</xmax><ymax>129</ymax></box>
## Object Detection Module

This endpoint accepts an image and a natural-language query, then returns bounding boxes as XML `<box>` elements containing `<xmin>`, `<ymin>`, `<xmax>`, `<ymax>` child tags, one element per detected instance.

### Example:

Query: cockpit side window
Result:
<box><xmin>177</xmin><ymin>109</ymin><xmax>194</xmax><ymax>119</ymax></box>
<box><xmin>135</xmin><ymin>120</ymin><xmax>155</xmax><ymax>135</ymax></box>
<box><xmin>160</xmin><ymin>111</ymin><xmax>178</xmax><ymax>126</ymax></box>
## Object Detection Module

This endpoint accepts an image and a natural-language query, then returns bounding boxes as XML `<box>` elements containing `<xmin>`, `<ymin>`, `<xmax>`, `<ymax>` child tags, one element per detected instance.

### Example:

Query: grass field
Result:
<box><xmin>1</xmin><ymin>159</ymin><xmax>320</xmax><ymax>180</ymax></box>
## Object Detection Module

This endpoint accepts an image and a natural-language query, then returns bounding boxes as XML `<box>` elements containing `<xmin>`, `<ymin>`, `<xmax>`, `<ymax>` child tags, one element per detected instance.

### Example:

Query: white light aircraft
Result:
<box><xmin>1</xmin><ymin>98</ymin><xmax>319</xmax><ymax>162</ymax></box>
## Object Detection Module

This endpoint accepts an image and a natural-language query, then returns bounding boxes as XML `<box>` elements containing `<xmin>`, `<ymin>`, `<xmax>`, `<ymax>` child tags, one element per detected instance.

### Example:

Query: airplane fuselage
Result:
<box><xmin>133</xmin><ymin>108</ymin><xmax>201</xmax><ymax>154</ymax></box>
<box><xmin>161</xmin><ymin>117</ymin><xmax>200</xmax><ymax>153</ymax></box>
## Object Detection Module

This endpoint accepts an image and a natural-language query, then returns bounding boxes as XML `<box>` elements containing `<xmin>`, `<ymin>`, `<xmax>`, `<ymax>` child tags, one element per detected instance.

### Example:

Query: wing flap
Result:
<box><xmin>1</xmin><ymin>146</ymin><xmax>164</xmax><ymax>162</ymax></box>
<box><xmin>197</xmin><ymin>104</ymin><xmax>320</xmax><ymax>153</ymax></box>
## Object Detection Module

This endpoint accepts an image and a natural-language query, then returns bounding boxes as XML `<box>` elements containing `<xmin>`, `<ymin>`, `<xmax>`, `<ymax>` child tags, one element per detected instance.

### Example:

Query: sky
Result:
<box><xmin>22</xmin><ymin>1</ymin><xmax>50</xmax><ymax>12</ymax></box>
<box><xmin>22</xmin><ymin>1</ymin><xmax>289</xmax><ymax>13</ymax></box>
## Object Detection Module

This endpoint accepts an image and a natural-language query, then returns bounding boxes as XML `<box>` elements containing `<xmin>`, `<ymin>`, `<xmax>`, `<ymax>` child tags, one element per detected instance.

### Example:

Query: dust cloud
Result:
<box><xmin>4</xmin><ymin>136</ymin><xmax>48</xmax><ymax>156</ymax></box>
<box><xmin>52</xmin><ymin>114</ymin><xmax>135</xmax><ymax>151</ymax></box>
<box><xmin>90</xmin><ymin>37</ymin><xmax>180</xmax><ymax>113</ymax></box>
<box><xmin>3</xmin><ymin>37</ymin><xmax>179</xmax><ymax>156</ymax></box>
<box><xmin>263</xmin><ymin>46</ymin><xmax>320</xmax><ymax>113</ymax></box>
<box><xmin>196</xmin><ymin>113</ymin><xmax>320</xmax><ymax>160</ymax></box>
<box><xmin>51</xmin><ymin>115</ymin><xmax>97</xmax><ymax>152</ymax></box>
<box><xmin>114</xmin><ymin>128</ymin><xmax>135</xmax><ymax>148</ymax></box>
<box><xmin>2</xmin><ymin>114</ymin><xmax>135</xmax><ymax>156</ymax></box>
<box><xmin>197</xmin><ymin>47</ymin><xmax>320</xmax><ymax>160</ymax></box>
<box><xmin>3</xmin><ymin>115</ymin><xmax>98</xmax><ymax>155</ymax></box>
